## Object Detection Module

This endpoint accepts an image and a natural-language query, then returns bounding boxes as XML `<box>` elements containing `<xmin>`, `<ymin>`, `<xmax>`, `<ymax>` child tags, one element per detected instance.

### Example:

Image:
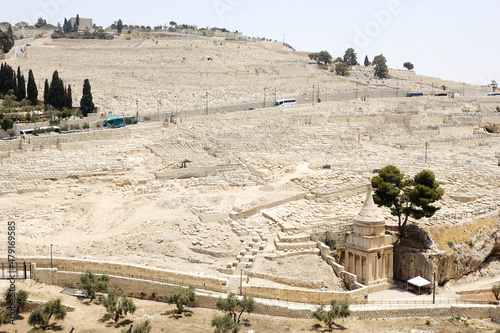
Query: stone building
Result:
<box><xmin>69</xmin><ymin>17</ymin><xmax>93</xmax><ymax>31</ymax></box>
<box><xmin>344</xmin><ymin>186</ymin><xmax>393</xmax><ymax>285</ymax></box>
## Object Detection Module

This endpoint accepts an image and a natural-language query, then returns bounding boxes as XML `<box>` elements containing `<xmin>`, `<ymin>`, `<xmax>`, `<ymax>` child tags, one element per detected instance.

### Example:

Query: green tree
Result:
<box><xmin>28</xmin><ymin>308</ymin><xmax>48</xmax><ymax>329</ymax></box>
<box><xmin>7</xmin><ymin>25</ymin><xmax>14</xmax><ymax>41</ymax></box>
<box><xmin>4</xmin><ymin>289</ymin><xmax>29</xmax><ymax>313</ymax></box>
<box><xmin>312</xmin><ymin>299</ymin><xmax>351</xmax><ymax>330</ymax></box>
<box><xmin>27</xmin><ymin>69</ymin><xmax>38</xmax><ymax>105</ymax></box>
<box><xmin>493</xmin><ymin>282</ymin><xmax>500</xmax><ymax>301</ymax></box>
<box><xmin>0</xmin><ymin>63</ymin><xmax>16</xmax><ymax>98</ymax></box>
<box><xmin>117</xmin><ymin>19</ymin><xmax>123</xmax><ymax>34</ymax></box>
<box><xmin>216</xmin><ymin>292</ymin><xmax>254</xmax><ymax>324</ymax></box>
<box><xmin>371</xmin><ymin>165</ymin><xmax>444</xmax><ymax>238</ymax></box>
<box><xmin>76</xmin><ymin>14</ymin><xmax>80</xmax><ymax>26</ymax></box>
<box><xmin>343</xmin><ymin>47</ymin><xmax>359</xmax><ymax>67</ymax></box>
<box><xmin>102</xmin><ymin>290</ymin><xmax>136</xmax><ymax>322</ymax></box>
<box><xmin>1</xmin><ymin>115</ymin><xmax>14</xmax><ymax>131</ymax></box>
<box><xmin>127</xmin><ymin>319</ymin><xmax>152</xmax><ymax>333</ymax></box>
<box><xmin>16</xmin><ymin>67</ymin><xmax>26</xmax><ymax>101</ymax></box>
<box><xmin>0</xmin><ymin>30</ymin><xmax>14</xmax><ymax>53</ymax></box>
<box><xmin>48</xmin><ymin>70</ymin><xmax>65</xmax><ymax>109</ymax></box>
<box><xmin>403</xmin><ymin>62</ymin><xmax>414</xmax><ymax>71</ymax></box>
<box><xmin>373</xmin><ymin>54</ymin><xmax>389</xmax><ymax>79</ymax></box>
<box><xmin>364</xmin><ymin>55</ymin><xmax>371</xmax><ymax>66</ymax></box>
<box><xmin>43</xmin><ymin>79</ymin><xmax>49</xmax><ymax>107</ymax></box>
<box><xmin>80</xmin><ymin>270</ymin><xmax>109</xmax><ymax>302</ymax></box>
<box><xmin>64</xmin><ymin>84</ymin><xmax>72</xmax><ymax>109</ymax></box>
<box><xmin>28</xmin><ymin>298</ymin><xmax>66</xmax><ymax>330</ymax></box>
<box><xmin>490</xmin><ymin>80</ymin><xmax>498</xmax><ymax>92</ymax></box>
<box><xmin>164</xmin><ymin>285</ymin><xmax>197</xmax><ymax>314</ymax></box>
<box><xmin>309</xmin><ymin>51</ymin><xmax>332</xmax><ymax>65</ymax></box>
<box><xmin>0</xmin><ymin>309</ymin><xmax>11</xmax><ymax>325</ymax></box>
<box><xmin>80</xmin><ymin>78</ymin><xmax>95</xmax><ymax>116</ymax></box>
<box><xmin>335</xmin><ymin>62</ymin><xmax>350</xmax><ymax>77</ymax></box>
<box><xmin>211</xmin><ymin>314</ymin><xmax>240</xmax><ymax>333</ymax></box>
<box><xmin>34</xmin><ymin>18</ymin><xmax>47</xmax><ymax>29</ymax></box>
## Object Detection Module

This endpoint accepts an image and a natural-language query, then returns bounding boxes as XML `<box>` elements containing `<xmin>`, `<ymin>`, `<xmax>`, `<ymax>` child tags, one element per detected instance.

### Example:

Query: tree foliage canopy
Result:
<box><xmin>335</xmin><ymin>62</ymin><xmax>350</xmax><ymax>77</ymax></box>
<box><xmin>403</xmin><ymin>62</ymin><xmax>414</xmax><ymax>71</ymax></box>
<box><xmin>371</xmin><ymin>165</ymin><xmax>444</xmax><ymax>238</ymax></box>
<box><xmin>373</xmin><ymin>54</ymin><xmax>389</xmax><ymax>79</ymax></box>
<box><xmin>211</xmin><ymin>314</ymin><xmax>241</xmax><ymax>333</ymax></box>
<box><xmin>343</xmin><ymin>48</ymin><xmax>359</xmax><ymax>67</ymax></box>
<box><xmin>27</xmin><ymin>69</ymin><xmax>38</xmax><ymax>106</ymax></box>
<box><xmin>4</xmin><ymin>289</ymin><xmax>29</xmax><ymax>313</ymax></box>
<box><xmin>492</xmin><ymin>282</ymin><xmax>500</xmax><ymax>301</ymax></box>
<box><xmin>80</xmin><ymin>270</ymin><xmax>109</xmax><ymax>301</ymax></box>
<box><xmin>80</xmin><ymin>78</ymin><xmax>95</xmax><ymax>116</ymax></box>
<box><xmin>28</xmin><ymin>298</ymin><xmax>66</xmax><ymax>329</ymax></box>
<box><xmin>164</xmin><ymin>285</ymin><xmax>197</xmax><ymax>313</ymax></box>
<box><xmin>216</xmin><ymin>292</ymin><xmax>254</xmax><ymax>324</ymax></box>
<box><xmin>103</xmin><ymin>290</ymin><xmax>136</xmax><ymax>322</ymax></box>
<box><xmin>364</xmin><ymin>55</ymin><xmax>371</xmax><ymax>67</ymax></box>
<box><xmin>312</xmin><ymin>299</ymin><xmax>351</xmax><ymax>330</ymax></box>
<box><xmin>117</xmin><ymin>19</ymin><xmax>123</xmax><ymax>34</ymax></box>
<box><xmin>309</xmin><ymin>51</ymin><xmax>332</xmax><ymax>65</ymax></box>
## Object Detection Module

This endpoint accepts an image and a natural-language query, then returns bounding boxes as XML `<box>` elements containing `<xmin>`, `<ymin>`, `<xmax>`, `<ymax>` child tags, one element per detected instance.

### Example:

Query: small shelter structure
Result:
<box><xmin>407</xmin><ymin>276</ymin><xmax>431</xmax><ymax>295</ymax></box>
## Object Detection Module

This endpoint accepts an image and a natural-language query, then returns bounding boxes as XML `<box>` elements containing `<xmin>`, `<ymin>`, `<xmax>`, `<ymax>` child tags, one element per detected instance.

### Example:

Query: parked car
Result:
<box><xmin>2</xmin><ymin>136</ymin><xmax>17</xmax><ymax>140</ymax></box>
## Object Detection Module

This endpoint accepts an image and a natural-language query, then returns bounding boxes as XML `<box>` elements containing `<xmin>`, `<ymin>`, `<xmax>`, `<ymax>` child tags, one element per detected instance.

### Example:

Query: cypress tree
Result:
<box><xmin>48</xmin><ymin>70</ymin><xmax>65</xmax><ymax>109</ymax></box>
<box><xmin>80</xmin><ymin>79</ymin><xmax>94</xmax><ymax>117</ymax></box>
<box><xmin>7</xmin><ymin>24</ymin><xmax>14</xmax><ymax>40</ymax></box>
<box><xmin>364</xmin><ymin>55</ymin><xmax>371</xmax><ymax>67</ymax></box>
<box><xmin>17</xmin><ymin>67</ymin><xmax>26</xmax><ymax>101</ymax></box>
<box><xmin>12</xmin><ymin>71</ymin><xmax>18</xmax><ymax>98</ymax></box>
<box><xmin>43</xmin><ymin>79</ymin><xmax>49</xmax><ymax>107</ymax></box>
<box><xmin>64</xmin><ymin>84</ymin><xmax>72</xmax><ymax>109</ymax></box>
<box><xmin>27</xmin><ymin>69</ymin><xmax>38</xmax><ymax>106</ymax></box>
<box><xmin>76</xmin><ymin>14</ymin><xmax>80</xmax><ymax>26</ymax></box>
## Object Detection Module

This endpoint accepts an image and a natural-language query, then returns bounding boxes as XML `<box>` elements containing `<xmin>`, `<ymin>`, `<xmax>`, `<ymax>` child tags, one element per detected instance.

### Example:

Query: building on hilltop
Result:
<box><xmin>69</xmin><ymin>17</ymin><xmax>93</xmax><ymax>31</ymax></box>
<box><xmin>344</xmin><ymin>185</ymin><xmax>393</xmax><ymax>286</ymax></box>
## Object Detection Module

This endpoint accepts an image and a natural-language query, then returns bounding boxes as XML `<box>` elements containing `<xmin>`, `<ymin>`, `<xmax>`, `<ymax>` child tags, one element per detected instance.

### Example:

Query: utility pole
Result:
<box><xmin>263</xmin><ymin>88</ymin><xmax>266</xmax><ymax>109</ymax></box>
<box><xmin>50</xmin><ymin>244</ymin><xmax>53</xmax><ymax>268</ymax></box>
<box><xmin>312</xmin><ymin>84</ymin><xmax>315</xmax><ymax>106</ymax></box>
<box><xmin>432</xmin><ymin>271</ymin><xmax>436</xmax><ymax>304</ymax></box>
<box><xmin>240</xmin><ymin>269</ymin><xmax>243</xmax><ymax>295</ymax></box>
<box><xmin>425</xmin><ymin>142</ymin><xmax>428</xmax><ymax>163</ymax></box>
<box><xmin>205</xmin><ymin>92</ymin><xmax>208</xmax><ymax>115</ymax></box>
<box><xmin>158</xmin><ymin>99</ymin><xmax>161</xmax><ymax>122</ymax></box>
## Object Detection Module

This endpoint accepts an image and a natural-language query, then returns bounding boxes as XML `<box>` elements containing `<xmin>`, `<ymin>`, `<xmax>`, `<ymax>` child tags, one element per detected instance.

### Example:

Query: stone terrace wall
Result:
<box><xmin>26</xmin><ymin>257</ymin><xmax>228</xmax><ymax>293</ymax></box>
<box><xmin>242</xmin><ymin>285</ymin><xmax>367</xmax><ymax>304</ymax></box>
<box><xmin>32</xmin><ymin>266</ymin><xmax>498</xmax><ymax>320</ymax></box>
<box><xmin>352</xmin><ymin>305</ymin><xmax>495</xmax><ymax>319</ymax></box>
<box><xmin>492</xmin><ymin>306</ymin><xmax>500</xmax><ymax>324</ymax></box>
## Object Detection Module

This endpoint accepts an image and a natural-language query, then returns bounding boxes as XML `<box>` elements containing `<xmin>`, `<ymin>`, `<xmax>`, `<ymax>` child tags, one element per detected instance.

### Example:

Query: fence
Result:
<box><xmin>0</xmin><ymin>261</ymin><xmax>32</xmax><ymax>279</ymax></box>
<box><xmin>366</xmin><ymin>299</ymin><xmax>498</xmax><ymax>306</ymax></box>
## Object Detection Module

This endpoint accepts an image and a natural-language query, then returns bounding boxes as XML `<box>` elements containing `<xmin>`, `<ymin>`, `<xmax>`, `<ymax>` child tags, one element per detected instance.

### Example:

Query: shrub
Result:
<box><xmin>82</xmin><ymin>122</ymin><xmax>89</xmax><ymax>129</ymax></box>
<box><xmin>425</xmin><ymin>319</ymin><xmax>431</xmax><ymax>325</ymax></box>
<box><xmin>447</xmin><ymin>241</ymin><xmax>454</xmax><ymax>248</ymax></box>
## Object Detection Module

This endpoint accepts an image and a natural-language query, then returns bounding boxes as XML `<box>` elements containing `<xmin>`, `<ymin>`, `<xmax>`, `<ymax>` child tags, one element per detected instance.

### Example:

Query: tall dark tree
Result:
<box><xmin>73</xmin><ymin>21</ymin><xmax>78</xmax><ymax>32</ymax></box>
<box><xmin>12</xmin><ymin>71</ymin><xmax>18</xmax><ymax>98</ymax></box>
<box><xmin>0</xmin><ymin>64</ymin><xmax>15</xmax><ymax>97</ymax></box>
<box><xmin>7</xmin><ymin>25</ymin><xmax>14</xmax><ymax>41</ymax></box>
<box><xmin>343</xmin><ymin>48</ymin><xmax>359</xmax><ymax>67</ymax></box>
<box><xmin>364</xmin><ymin>55</ymin><xmax>371</xmax><ymax>67</ymax></box>
<box><xmin>43</xmin><ymin>79</ymin><xmax>49</xmax><ymax>107</ymax></box>
<box><xmin>80</xmin><ymin>79</ymin><xmax>95</xmax><ymax>116</ymax></box>
<box><xmin>116</xmin><ymin>19</ymin><xmax>123</xmax><ymax>34</ymax></box>
<box><xmin>16</xmin><ymin>67</ymin><xmax>26</xmax><ymax>101</ymax></box>
<box><xmin>373</xmin><ymin>54</ymin><xmax>389</xmax><ymax>79</ymax></box>
<box><xmin>64</xmin><ymin>84</ymin><xmax>72</xmax><ymax>109</ymax></box>
<box><xmin>48</xmin><ymin>70</ymin><xmax>65</xmax><ymax>109</ymax></box>
<box><xmin>76</xmin><ymin>14</ymin><xmax>80</xmax><ymax>26</ymax></box>
<box><xmin>27</xmin><ymin>69</ymin><xmax>38</xmax><ymax>105</ymax></box>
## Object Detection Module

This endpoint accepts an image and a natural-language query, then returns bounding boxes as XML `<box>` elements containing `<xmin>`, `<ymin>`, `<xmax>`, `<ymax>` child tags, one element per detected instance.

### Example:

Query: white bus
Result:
<box><xmin>275</xmin><ymin>99</ymin><xmax>297</xmax><ymax>107</ymax></box>
<box><xmin>20</xmin><ymin>126</ymin><xmax>61</xmax><ymax>136</ymax></box>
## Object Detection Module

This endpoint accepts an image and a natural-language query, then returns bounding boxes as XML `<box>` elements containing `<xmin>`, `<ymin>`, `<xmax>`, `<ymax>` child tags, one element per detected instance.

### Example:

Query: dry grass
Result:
<box><xmin>431</xmin><ymin>218</ymin><xmax>499</xmax><ymax>253</ymax></box>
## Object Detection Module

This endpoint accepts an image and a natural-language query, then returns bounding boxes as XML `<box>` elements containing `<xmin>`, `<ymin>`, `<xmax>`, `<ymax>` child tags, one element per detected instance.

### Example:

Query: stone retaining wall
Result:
<box><xmin>25</xmin><ymin>257</ymin><xmax>228</xmax><ymax>293</ymax></box>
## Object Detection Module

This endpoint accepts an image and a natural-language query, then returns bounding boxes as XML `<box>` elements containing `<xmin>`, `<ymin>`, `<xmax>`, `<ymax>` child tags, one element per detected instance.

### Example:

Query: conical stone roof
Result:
<box><xmin>353</xmin><ymin>185</ymin><xmax>384</xmax><ymax>223</ymax></box>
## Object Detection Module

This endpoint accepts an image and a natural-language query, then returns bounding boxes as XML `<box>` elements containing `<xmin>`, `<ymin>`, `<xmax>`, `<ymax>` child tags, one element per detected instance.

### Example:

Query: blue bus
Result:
<box><xmin>406</xmin><ymin>92</ymin><xmax>423</xmax><ymax>97</ymax></box>
<box><xmin>103</xmin><ymin>116</ymin><xmax>136</xmax><ymax>128</ymax></box>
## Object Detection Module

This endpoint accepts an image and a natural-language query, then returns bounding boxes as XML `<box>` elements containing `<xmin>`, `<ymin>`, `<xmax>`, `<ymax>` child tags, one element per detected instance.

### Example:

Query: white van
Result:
<box><xmin>487</xmin><ymin>92</ymin><xmax>500</xmax><ymax>96</ymax></box>
<box><xmin>275</xmin><ymin>99</ymin><xmax>297</xmax><ymax>107</ymax></box>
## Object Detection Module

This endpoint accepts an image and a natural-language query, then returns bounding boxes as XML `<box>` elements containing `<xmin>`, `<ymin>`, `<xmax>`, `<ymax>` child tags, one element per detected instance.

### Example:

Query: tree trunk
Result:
<box><xmin>114</xmin><ymin>312</ymin><xmax>120</xmax><ymax>322</ymax></box>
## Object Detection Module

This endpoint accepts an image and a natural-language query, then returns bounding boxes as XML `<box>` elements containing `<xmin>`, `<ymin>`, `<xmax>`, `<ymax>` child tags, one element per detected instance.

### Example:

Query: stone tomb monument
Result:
<box><xmin>344</xmin><ymin>186</ymin><xmax>393</xmax><ymax>286</ymax></box>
